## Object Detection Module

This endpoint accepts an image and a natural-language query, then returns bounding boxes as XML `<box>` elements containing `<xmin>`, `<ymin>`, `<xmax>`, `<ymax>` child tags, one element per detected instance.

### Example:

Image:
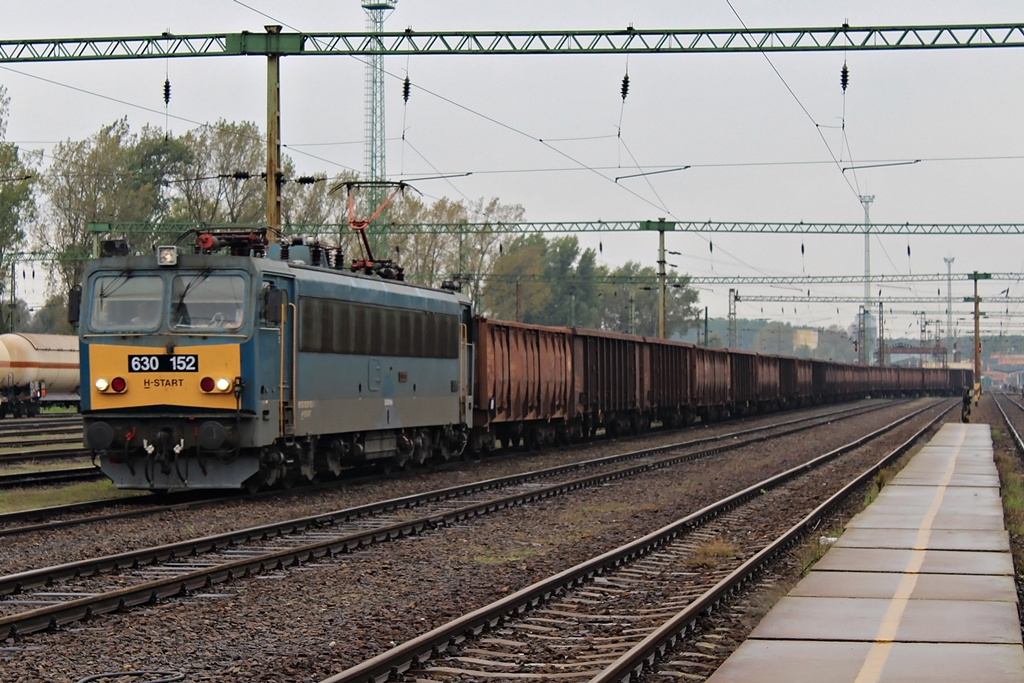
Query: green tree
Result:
<box><xmin>481</xmin><ymin>234</ymin><xmax>603</xmax><ymax>327</ymax></box>
<box><xmin>450</xmin><ymin>197</ymin><xmax>523</xmax><ymax>310</ymax></box>
<box><xmin>537</xmin><ymin>236</ymin><xmax>601</xmax><ymax>328</ymax></box>
<box><xmin>375</xmin><ymin>194</ymin><xmax>520</xmax><ymax>309</ymax></box>
<box><xmin>168</xmin><ymin>119</ymin><xmax>263</xmax><ymax>225</ymax></box>
<box><xmin>38</xmin><ymin>119</ymin><xmax>190</xmax><ymax>296</ymax></box>
<box><xmin>483</xmin><ymin>234</ymin><xmax>548</xmax><ymax>322</ymax></box>
<box><xmin>0</xmin><ymin>85</ymin><xmax>38</xmax><ymax>331</ymax></box>
<box><xmin>24</xmin><ymin>294</ymin><xmax>74</xmax><ymax>334</ymax></box>
<box><xmin>599</xmin><ymin>261</ymin><xmax>700</xmax><ymax>338</ymax></box>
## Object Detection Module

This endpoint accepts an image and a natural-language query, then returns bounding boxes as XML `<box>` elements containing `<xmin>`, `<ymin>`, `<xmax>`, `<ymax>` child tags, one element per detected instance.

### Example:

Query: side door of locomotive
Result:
<box><xmin>257</xmin><ymin>275</ymin><xmax>296</xmax><ymax>441</ymax></box>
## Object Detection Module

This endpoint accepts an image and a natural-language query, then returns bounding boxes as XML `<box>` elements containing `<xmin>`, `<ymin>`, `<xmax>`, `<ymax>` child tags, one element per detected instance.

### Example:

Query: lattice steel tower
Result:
<box><xmin>860</xmin><ymin>195</ymin><xmax>875</xmax><ymax>364</ymax></box>
<box><xmin>362</xmin><ymin>1</ymin><xmax>396</xmax><ymax>254</ymax></box>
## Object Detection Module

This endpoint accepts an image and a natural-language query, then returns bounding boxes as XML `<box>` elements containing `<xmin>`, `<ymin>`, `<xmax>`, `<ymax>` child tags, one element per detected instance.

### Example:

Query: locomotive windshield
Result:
<box><xmin>89</xmin><ymin>274</ymin><xmax>164</xmax><ymax>332</ymax></box>
<box><xmin>88</xmin><ymin>272</ymin><xmax>246</xmax><ymax>333</ymax></box>
<box><xmin>170</xmin><ymin>273</ymin><xmax>246</xmax><ymax>331</ymax></box>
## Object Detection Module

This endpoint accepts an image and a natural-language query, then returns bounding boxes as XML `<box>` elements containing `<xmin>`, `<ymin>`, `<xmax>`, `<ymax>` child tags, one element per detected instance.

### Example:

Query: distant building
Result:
<box><xmin>793</xmin><ymin>329</ymin><xmax>819</xmax><ymax>351</ymax></box>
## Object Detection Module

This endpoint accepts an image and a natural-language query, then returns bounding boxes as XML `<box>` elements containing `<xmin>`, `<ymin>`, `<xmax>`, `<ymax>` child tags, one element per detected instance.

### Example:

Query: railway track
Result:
<box><xmin>0</xmin><ymin>415</ymin><xmax>87</xmax><ymax>465</ymax></box>
<box><xmin>0</xmin><ymin>398</ymin><xmax>945</xmax><ymax>642</ymax></box>
<box><xmin>990</xmin><ymin>392</ymin><xmax>1024</xmax><ymax>452</ymax></box>
<box><xmin>320</xmin><ymin>401</ymin><xmax>954</xmax><ymax>683</ymax></box>
<box><xmin>0</xmin><ymin>401</ymin><xmax>892</xmax><ymax>532</ymax></box>
<box><xmin>0</xmin><ymin>466</ymin><xmax>103</xmax><ymax>490</ymax></box>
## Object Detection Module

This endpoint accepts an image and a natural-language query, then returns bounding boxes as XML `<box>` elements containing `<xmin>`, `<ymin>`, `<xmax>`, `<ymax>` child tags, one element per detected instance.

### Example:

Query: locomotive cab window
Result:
<box><xmin>171</xmin><ymin>273</ymin><xmax>247</xmax><ymax>331</ymax></box>
<box><xmin>88</xmin><ymin>274</ymin><xmax>164</xmax><ymax>332</ymax></box>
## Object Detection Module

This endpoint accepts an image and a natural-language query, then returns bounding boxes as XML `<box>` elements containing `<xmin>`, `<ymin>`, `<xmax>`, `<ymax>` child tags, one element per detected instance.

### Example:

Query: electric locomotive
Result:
<box><xmin>74</xmin><ymin>229</ymin><xmax>474</xmax><ymax>491</ymax></box>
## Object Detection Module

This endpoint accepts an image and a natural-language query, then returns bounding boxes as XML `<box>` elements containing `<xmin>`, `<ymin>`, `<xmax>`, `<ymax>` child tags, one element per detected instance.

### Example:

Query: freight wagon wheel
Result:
<box><xmin>556</xmin><ymin>424</ymin><xmax>570</xmax><ymax>446</ymax></box>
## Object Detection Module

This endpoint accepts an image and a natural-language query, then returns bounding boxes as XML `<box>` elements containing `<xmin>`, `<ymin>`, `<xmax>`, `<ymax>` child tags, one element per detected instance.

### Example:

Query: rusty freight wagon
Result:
<box><xmin>472</xmin><ymin>317</ymin><xmax>575</xmax><ymax>451</ymax></box>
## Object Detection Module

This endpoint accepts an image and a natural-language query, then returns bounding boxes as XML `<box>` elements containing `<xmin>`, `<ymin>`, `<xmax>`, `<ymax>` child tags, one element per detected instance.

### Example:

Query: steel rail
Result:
<box><xmin>591</xmin><ymin>403</ymin><xmax>953</xmax><ymax>683</ymax></box>
<box><xmin>990</xmin><ymin>393</ymin><xmax>1024</xmax><ymax>455</ymax></box>
<box><xmin>0</xmin><ymin>467</ymin><xmax>103</xmax><ymax>490</ymax></box>
<box><xmin>0</xmin><ymin>400</ymin><xmax>905</xmax><ymax>640</ymax></box>
<box><xmin>318</xmin><ymin>399</ymin><xmax>950</xmax><ymax>683</ymax></box>
<box><xmin>0</xmin><ymin>402</ymin><xmax>881</xmax><ymax>536</ymax></box>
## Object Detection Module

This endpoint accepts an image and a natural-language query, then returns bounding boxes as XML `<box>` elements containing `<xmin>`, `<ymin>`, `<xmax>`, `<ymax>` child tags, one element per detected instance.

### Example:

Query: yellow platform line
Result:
<box><xmin>853</xmin><ymin>426</ymin><xmax>967</xmax><ymax>683</ymax></box>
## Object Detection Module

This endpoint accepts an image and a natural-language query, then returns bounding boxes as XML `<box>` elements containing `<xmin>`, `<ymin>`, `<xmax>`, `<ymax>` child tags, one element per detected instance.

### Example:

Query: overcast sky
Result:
<box><xmin>4</xmin><ymin>1</ymin><xmax>1024</xmax><ymax>341</ymax></box>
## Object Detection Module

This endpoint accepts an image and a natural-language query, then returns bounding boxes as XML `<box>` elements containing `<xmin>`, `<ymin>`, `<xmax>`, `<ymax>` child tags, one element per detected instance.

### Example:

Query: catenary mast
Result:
<box><xmin>362</xmin><ymin>1</ymin><xmax>397</xmax><ymax>256</ymax></box>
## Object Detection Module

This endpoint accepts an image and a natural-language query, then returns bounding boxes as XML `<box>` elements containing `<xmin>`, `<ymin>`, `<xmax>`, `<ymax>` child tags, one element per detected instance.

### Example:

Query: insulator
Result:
<box><xmin>295</xmin><ymin>175</ymin><xmax>316</xmax><ymax>184</ymax></box>
<box><xmin>232</xmin><ymin>171</ymin><xmax>252</xmax><ymax>180</ymax></box>
<box><xmin>620</xmin><ymin>73</ymin><xmax>630</xmax><ymax>101</ymax></box>
<box><xmin>402</xmin><ymin>76</ymin><xmax>411</xmax><ymax>103</ymax></box>
<box><xmin>163</xmin><ymin>78</ymin><xmax>171</xmax><ymax>105</ymax></box>
<box><xmin>840</xmin><ymin>63</ymin><xmax>849</xmax><ymax>92</ymax></box>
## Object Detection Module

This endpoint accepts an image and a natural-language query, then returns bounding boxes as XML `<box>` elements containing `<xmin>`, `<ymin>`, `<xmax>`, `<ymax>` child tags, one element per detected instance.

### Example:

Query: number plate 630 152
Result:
<box><xmin>127</xmin><ymin>354</ymin><xmax>199</xmax><ymax>372</ymax></box>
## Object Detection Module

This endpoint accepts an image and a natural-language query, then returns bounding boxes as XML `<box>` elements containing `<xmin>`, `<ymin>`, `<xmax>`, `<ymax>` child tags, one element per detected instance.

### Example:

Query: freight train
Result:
<box><xmin>72</xmin><ymin>228</ymin><xmax>971</xmax><ymax>491</ymax></box>
<box><xmin>0</xmin><ymin>333</ymin><xmax>79</xmax><ymax>418</ymax></box>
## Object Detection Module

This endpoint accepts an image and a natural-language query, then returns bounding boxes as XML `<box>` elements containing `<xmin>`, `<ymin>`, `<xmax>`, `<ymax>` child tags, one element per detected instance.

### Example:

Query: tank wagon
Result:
<box><xmin>0</xmin><ymin>333</ymin><xmax>79</xmax><ymax>417</ymax></box>
<box><xmin>74</xmin><ymin>228</ymin><xmax>971</xmax><ymax>492</ymax></box>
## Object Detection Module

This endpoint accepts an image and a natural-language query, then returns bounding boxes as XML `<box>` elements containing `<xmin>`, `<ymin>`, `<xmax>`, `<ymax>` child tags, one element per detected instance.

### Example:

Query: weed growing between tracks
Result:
<box><xmin>684</xmin><ymin>538</ymin><xmax>742</xmax><ymax>569</ymax></box>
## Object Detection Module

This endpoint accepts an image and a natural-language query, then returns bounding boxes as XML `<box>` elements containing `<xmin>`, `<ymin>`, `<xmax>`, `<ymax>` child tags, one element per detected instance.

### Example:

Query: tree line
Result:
<box><xmin>0</xmin><ymin>91</ymin><xmax>702</xmax><ymax>338</ymax></box>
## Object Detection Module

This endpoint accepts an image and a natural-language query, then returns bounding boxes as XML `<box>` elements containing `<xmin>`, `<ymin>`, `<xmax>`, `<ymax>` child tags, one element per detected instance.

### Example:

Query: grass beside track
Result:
<box><xmin>2</xmin><ymin>459</ymin><xmax>91</xmax><ymax>475</ymax></box>
<box><xmin>990</xmin><ymin>427</ymin><xmax>1024</xmax><ymax>573</ymax></box>
<box><xmin>0</xmin><ymin>479</ymin><xmax>146</xmax><ymax>513</ymax></box>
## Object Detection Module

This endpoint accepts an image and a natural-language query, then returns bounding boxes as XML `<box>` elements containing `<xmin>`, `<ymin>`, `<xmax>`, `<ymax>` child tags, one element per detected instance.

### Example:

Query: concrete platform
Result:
<box><xmin>705</xmin><ymin>422</ymin><xmax>1024</xmax><ymax>683</ymax></box>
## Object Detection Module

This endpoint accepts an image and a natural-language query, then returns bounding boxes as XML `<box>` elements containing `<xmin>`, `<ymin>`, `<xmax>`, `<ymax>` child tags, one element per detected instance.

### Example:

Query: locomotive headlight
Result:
<box><xmin>200</xmin><ymin>376</ymin><xmax>233</xmax><ymax>393</ymax></box>
<box><xmin>156</xmin><ymin>245</ymin><xmax>178</xmax><ymax>266</ymax></box>
<box><xmin>97</xmin><ymin>377</ymin><xmax>127</xmax><ymax>393</ymax></box>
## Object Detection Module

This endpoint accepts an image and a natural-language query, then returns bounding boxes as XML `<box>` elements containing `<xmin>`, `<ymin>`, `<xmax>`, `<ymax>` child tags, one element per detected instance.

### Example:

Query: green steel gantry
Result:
<box><xmin>6</xmin><ymin>21</ymin><xmax>1024</xmax><ymax>340</ymax></box>
<box><xmin>4</xmin><ymin>22</ymin><xmax>1024</xmax><ymax>233</ymax></box>
<box><xmin>2</xmin><ymin>24</ymin><xmax>1022</xmax><ymax>61</ymax></box>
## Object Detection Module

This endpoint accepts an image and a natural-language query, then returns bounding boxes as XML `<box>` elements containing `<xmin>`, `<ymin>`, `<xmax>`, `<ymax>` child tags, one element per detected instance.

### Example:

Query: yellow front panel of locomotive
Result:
<box><xmin>88</xmin><ymin>343</ymin><xmax>241</xmax><ymax>410</ymax></box>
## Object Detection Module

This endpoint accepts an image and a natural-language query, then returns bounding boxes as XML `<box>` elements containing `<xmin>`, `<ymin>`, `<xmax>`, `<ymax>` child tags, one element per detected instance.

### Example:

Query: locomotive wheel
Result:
<box><xmin>244</xmin><ymin>475</ymin><xmax>262</xmax><ymax>495</ymax></box>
